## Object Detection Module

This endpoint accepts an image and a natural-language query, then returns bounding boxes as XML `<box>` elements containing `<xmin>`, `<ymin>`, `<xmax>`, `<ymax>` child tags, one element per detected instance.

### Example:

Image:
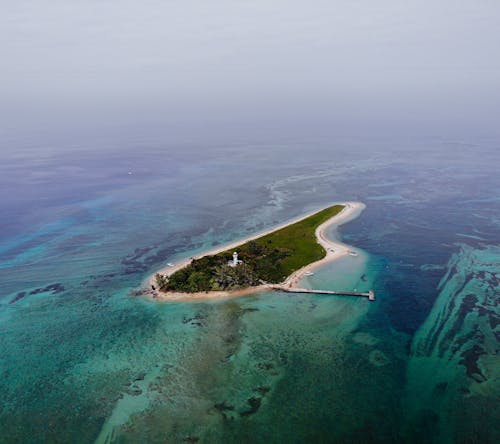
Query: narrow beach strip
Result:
<box><xmin>145</xmin><ymin>201</ymin><xmax>366</xmax><ymax>302</ymax></box>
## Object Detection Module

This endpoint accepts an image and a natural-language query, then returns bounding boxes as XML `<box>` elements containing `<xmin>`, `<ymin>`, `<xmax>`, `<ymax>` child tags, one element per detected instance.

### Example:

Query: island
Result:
<box><xmin>147</xmin><ymin>202</ymin><xmax>367</xmax><ymax>302</ymax></box>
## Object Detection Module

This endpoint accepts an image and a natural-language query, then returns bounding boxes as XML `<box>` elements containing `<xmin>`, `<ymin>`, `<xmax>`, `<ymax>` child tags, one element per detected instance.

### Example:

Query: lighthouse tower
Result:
<box><xmin>232</xmin><ymin>252</ymin><xmax>239</xmax><ymax>267</ymax></box>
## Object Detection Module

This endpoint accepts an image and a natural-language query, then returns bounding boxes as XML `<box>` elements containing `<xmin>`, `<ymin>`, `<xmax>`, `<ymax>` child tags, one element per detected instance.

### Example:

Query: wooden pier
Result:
<box><xmin>274</xmin><ymin>287</ymin><xmax>375</xmax><ymax>301</ymax></box>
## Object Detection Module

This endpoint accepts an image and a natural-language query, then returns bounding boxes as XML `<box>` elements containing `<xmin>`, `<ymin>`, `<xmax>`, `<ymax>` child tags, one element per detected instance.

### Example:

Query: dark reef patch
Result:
<box><xmin>213</xmin><ymin>401</ymin><xmax>235</xmax><ymax>421</ymax></box>
<box><xmin>30</xmin><ymin>283</ymin><xmax>65</xmax><ymax>295</ymax></box>
<box><xmin>9</xmin><ymin>292</ymin><xmax>26</xmax><ymax>304</ymax></box>
<box><xmin>182</xmin><ymin>313</ymin><xmax>207</xmax><ymax>327</ymax></box>
<box><xmin>240</xmin><ymin>397</ymin><xmax>262</xmax><ymax>417</ymax></box>
<box><xmin>253</xmin><ymin>386</ymin><xmax>271</xmax><ymax>396</ymax></box>
<box><xmin>10</xmin><ymin>284</ymin><xmax>65</xmax><ymax>304</ymax></box>
<box><xmin>459</xmin><ymin>344</ymin><xmax>486</xmax><ymax>380</ymax></box>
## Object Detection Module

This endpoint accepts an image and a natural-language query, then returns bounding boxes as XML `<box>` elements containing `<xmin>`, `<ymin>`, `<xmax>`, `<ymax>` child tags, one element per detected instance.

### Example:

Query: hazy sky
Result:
<box><xmin>2</xmin><ymin>0</ymin><xmax>500</xmax><ymax>135</ymax></box>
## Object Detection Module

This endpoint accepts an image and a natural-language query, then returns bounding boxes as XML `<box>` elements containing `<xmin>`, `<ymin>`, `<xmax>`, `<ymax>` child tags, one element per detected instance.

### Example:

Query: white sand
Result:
<box><xmin>145</xmin><ymin>201</ymin><xmax>365</xmax><ymax>302</ymax></box>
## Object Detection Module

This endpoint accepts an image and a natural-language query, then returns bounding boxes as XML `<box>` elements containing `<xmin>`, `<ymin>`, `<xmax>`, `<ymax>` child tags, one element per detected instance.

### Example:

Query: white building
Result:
<box><xmin>228</xmin><ymin>251</ymin><xmax>242</xmax><ymax>267</ymax></box>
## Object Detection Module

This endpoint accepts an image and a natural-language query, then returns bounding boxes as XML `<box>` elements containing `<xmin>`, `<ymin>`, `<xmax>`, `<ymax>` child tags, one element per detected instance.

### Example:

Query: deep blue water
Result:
<box><xmin>0</xmin><ymin>136</ymin><xmax>498</xmax><ymax>443</ymax></box>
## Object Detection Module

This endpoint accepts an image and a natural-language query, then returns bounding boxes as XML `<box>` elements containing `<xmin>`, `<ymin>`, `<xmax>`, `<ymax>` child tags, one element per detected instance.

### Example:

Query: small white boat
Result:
<box><xmin>167</xmin><ymin>263</ymin><xmax>174</xmax><ymax>267</ymax></box>
<box><xmin>348</xmin><ymin>250</ymin><xmax>358</xmax><ymax>257</ymax></box>
<box><xmin>304</xmin><ymin>271</ymin><xmax>315</xmax><ymax>276</ymax></box>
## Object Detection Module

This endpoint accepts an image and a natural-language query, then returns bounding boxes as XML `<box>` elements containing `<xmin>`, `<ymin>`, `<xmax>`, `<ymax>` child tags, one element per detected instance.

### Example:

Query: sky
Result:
<box><xmin>1</xmin><ymin>0</ymin><xmax>500</xmax><ymax>138</ymax></box>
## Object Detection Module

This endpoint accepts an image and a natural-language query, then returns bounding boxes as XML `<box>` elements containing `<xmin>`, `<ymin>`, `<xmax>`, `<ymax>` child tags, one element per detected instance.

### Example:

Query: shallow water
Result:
<box><xmin>0</xmin><ymin>138</ymin><xmax>499</xmax><ymax>443</ymax></box>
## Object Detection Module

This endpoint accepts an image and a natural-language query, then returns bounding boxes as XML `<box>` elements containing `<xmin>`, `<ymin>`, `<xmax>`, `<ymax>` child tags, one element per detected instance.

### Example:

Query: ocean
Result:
<box><xmin>0</xmin><ymin>135</ymin><xmax>498</xmax><ymax>443</ymax></box>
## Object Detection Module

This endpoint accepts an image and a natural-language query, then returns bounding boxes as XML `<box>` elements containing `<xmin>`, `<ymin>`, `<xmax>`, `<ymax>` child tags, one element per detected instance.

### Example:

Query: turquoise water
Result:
<box><xmin>0</xmin><ymin>140</ymin><xmax>499</xmax><ymax>442</ymax></box>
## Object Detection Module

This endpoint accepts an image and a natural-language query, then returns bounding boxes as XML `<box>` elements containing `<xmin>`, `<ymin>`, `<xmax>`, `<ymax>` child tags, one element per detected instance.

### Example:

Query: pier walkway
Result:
<box><xmin>273</xmin><ymin>286</ymin><xmax>375</xmax><ymax>301</ymax></box>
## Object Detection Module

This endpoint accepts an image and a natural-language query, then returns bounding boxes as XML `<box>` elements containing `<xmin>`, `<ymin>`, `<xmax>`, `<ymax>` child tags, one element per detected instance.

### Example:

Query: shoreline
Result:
<box><xmin>144</xmin><ymin>201</ymin><xmax>365</xmax><ymax>302</ymax></box>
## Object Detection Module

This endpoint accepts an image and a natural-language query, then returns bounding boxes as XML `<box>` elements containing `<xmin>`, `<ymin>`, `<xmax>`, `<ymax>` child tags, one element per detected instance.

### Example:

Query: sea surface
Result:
<box><xmin>0</xmin><ymin>135</ymin><xmax>499</xmax><ymax>443</ymax></box>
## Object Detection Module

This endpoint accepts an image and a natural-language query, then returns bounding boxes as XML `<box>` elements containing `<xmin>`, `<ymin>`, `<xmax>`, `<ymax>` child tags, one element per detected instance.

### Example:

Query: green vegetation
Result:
<box><xmin>160</xmin><ymin>205</ymin><xmax>344</xmax><ymax>292</ymax></box>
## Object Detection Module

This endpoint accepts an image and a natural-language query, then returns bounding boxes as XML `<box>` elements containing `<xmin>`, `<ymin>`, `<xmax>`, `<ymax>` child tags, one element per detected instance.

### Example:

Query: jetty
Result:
<box><xmin>274</xmin><ymin>287</ymin><xmax>375</xmax><ymax>301</ymax></box>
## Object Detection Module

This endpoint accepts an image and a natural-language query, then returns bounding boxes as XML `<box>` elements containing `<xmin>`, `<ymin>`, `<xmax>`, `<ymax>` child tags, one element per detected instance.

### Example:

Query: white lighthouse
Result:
<box><xmin>229</xmin><ymin>251</ymin><xmax>241</xmax><ymax>267</ymax></box>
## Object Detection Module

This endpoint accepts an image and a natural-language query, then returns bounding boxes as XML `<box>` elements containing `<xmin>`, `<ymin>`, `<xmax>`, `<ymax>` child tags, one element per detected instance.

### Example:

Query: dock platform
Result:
<box><xmin>274</xmin><ymin>287</ymin><xmax>375</xmax><ymax>301</ymax></box>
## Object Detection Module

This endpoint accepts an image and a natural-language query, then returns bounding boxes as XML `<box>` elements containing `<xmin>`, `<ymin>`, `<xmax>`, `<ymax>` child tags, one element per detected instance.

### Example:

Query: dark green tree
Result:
<box><xmin>155</xmin><ymin>273</ymin><xmax>169</xmax><ymax>291</ymax></box>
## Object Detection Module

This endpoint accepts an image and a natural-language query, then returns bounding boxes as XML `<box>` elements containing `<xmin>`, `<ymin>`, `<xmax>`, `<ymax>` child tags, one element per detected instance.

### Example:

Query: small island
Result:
<box><xmin>148</xmin><ymin>202</ymin><xmax>367</xmax><ymax>301</ymax></box>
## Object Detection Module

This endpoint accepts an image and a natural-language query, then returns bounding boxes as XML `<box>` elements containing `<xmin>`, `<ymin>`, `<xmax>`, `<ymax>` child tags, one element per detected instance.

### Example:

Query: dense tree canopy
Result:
<box><xmin>159</xmin><ymin>205</ymin><xmax>343</xmax><ymax>292</ymax></box>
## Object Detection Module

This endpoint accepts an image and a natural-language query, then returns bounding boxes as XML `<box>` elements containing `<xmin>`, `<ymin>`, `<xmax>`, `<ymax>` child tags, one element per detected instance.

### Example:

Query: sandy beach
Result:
<box><xmin>145</xmin><ymin>201</ymin><xmax>365</xmax><ymax>302</ymax></box>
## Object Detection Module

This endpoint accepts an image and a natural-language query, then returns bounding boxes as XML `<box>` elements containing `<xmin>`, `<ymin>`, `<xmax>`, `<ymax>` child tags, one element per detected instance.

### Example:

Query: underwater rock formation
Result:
<box><xmin>404</xmin><ymin>245</ymin><xmax>499</xmax><ymax>443</ymax></box>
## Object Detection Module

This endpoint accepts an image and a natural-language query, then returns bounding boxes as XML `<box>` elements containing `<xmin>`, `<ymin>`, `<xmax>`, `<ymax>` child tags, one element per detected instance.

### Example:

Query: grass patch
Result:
<box><xmin>160</xmin><ymin>205</ymin><xmax>344</xmax><ymax>292</ymax></box>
